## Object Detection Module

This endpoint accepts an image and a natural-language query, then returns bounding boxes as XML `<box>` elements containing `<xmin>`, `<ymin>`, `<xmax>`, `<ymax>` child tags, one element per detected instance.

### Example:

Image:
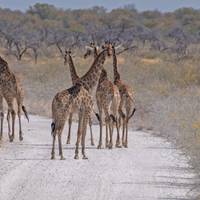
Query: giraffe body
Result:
<box><xmin>0</xmin><ymin>56</ymin><xmax>29</xmax><ymax>142</ymax></box>
<box><xmin>112</xmin><ymin>45</ymin><xmax>136</xmax><ymax>148</ymax></box>
<box><xmin>96</xmin><ymin>69</ymin><xmax>121</xmax><ymax>149</ymax></box>
<box><xmin>51</xmin><ymin>83</ymin><xmax>93</xmax><ymax>160</ymax></box>
<box><xmin>64</xmin><ymin>51</ymin><xmax>94</xmax><ymax>146</ymax></box>
<box><xmin>84</xmin><ymin>43</ymin><xmax>121</xmax><ymax>149</ymax></box>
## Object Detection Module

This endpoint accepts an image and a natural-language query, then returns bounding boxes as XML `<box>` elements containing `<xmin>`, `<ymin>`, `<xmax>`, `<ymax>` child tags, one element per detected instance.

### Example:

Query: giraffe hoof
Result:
<box><xmin>51</xmin><ymin>155</ymin><xmax>55</xmax><ymax>160</ymax></box>
<box><xmin>91</xmin><ymin>142</ymin><xmax>95</xmax><ymax>146</ymax></box>
<box><xmin>60</xmin><ymin>156</ymin><xmax>66</xmax><ymax>160</ymax></box>
<box><xmin>82</xmin><ymin>155</ymin><xmax>88</xmax><ymax>160</ymax></box>
<box><xmin>115</xmin><ymin>144</ymin><xmax>122</xmax><ymax>148</ymax></box>
<box><xmin>19</xmin><ymin>136</ymin><xmax>23</xmax><ymax>141</ymax></box>
<box><xmin>123</xmin><ymin>144</ymin><xmax>128</xmax><ymax>148</ymax></box>
<box><xmin>9</xmin><ymin>137</ymin><xmax>13</xmax><ymax>142</ymax></box>
<box><xmin>97</xmin><ymin>144</ymin><xmax>103</xmax><ymax>149</ymax></box>
<box><xmin>74</xmin><ymin>155</ymin><xmax>79</xmax><ymax>159</ymax></box>
<box><xmin>66</xmin><ymin>140</ymin><xmax>70</xmax><ymax>144</ymax></box>
<box><xmin>108</xmin><ymin>144</ymin><xmax>113</xmax><ymax>149</ymax></box>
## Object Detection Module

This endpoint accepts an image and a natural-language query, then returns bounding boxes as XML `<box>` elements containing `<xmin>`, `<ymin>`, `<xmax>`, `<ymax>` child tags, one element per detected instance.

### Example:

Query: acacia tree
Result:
<box><xmin>47</xmin><ymin>27</ymin><xmax>83</xmax><ymax>57</ymax></box>
<box><xmin>26</xmin><ymin>30</ymin><xmax>43</xmax><ymax>63</ymax></box>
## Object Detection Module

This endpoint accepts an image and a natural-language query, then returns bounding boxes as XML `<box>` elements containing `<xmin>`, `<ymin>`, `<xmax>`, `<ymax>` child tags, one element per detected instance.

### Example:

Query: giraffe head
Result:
<box><xmin>102</xmin><ymin>41</ymin><xmax>112</xmax><ymax>57</ymax></box>
<box><xmin>64</xmin><ymin>50</ymin><xmax>72</xmax><ymax>65</ymax></box>
<box><xmin>84</xmin><ymin>42</ymin><xmax>100</xmax><ymax>59</ymax></box>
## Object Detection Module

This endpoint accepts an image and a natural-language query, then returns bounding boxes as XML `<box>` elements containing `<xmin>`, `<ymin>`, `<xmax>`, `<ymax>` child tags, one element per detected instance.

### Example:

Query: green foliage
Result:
<box><xmin>1</xmin><ymin>3</ymin><xmax>200</xmax><ymax>39</ymax></box>
<box><xmin>27</xmin><ymin>3</ymin><xmax>60</xmax><ymax>20</ymax></box>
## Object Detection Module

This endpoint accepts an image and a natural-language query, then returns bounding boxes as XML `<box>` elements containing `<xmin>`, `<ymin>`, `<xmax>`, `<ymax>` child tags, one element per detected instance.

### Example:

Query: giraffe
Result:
<box><xmin>51</xmin><ymin>46</ymin><xmax>112</xmax><ymax>160</ymax></box>
<box><xmin>0</xmin><ymin>56</ymin><xmax>29</xmax><ymax>142</ymax></box>
<box><xmin>64</xmin><ymin>50</ymin><xmax>95</xmax><ymax>146</ymax></box>
<box><xmin>111</xmin><ymin>43</ymin><xmax>136</xmax><ymax>148</ymax></box>
<box><xmin>84</xmin><ymin>42</ymin><xmax>121</xmax><ymax>149</ymax></box>
<box><xmin>51</xmin><ymin>83</ymin><xmax>93</xmax><ymax>160</ymax></box>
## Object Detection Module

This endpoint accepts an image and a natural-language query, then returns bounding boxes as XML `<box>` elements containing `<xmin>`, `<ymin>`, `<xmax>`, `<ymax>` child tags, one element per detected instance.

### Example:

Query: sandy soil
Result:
<box><xmin>0</xmin><ymin>115</ymin><xmax>198</xmax><ymax>200</ymax></box>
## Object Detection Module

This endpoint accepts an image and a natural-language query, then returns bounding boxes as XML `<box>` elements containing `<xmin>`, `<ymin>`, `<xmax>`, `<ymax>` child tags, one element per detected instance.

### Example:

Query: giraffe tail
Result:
<box><xmin>128</xmin><ymin>108</ymin><xmax>136</xmax><ymax>122</ymax></box>
<box><xmin>119</xmin><ymin>109</ymin><xmax>126</xmax><ymax>119</ymax></box>
<box><xmin>91</xmin><ymin>108</ymin><xmax>100</xmax><ymax>121</ymax></box>
<box><xmin>110</xmin><ymin>114</ymin><xmax>117</xmax><ymax>123</ymax></box>
<box><xmin>95</xmin><ymin>113</ymin><xmax>100</xmax><ymax>121</ymax></box>
<box><xmin>51</xmin><ymin>122</ymin><xmax>55</xmax><ymax>136</ymax></box>
<box><xmin>22</xmin><ymin>105</ymin><xmax>29</xmax><ymax>122</ymax></box>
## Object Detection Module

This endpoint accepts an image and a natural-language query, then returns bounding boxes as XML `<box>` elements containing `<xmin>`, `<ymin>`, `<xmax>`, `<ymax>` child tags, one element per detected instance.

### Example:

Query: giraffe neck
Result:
<box><xmin>93</xmin><ymin>47</ymin><xmax>98</xmax><ymax>60</ymax></box>
<box><xmin>0</xmin><ymin>56</ymin><xmax>9</xmax><ymax>73</ymax></box>
<box><xmin>98</xmin><ymin>68</ymin><xmax>108</xmax><ymax>84</ymax></box>
<box><xmin>68</xmin><ymin>55</ymin><xmax>79</xmax><ymax>85</ymax></box>
<box><xmin>112</xmin><ymin>47</ymin><xmax>121</xmax><ymax>82</ymax></box>
<box><xmin>80</xmin><ymin>50</ymin><xmax>107</xmax><ymax>92</ymax></box>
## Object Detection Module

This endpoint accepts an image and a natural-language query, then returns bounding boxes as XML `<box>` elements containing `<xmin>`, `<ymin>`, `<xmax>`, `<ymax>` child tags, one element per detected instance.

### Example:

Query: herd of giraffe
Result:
<box><xmin>51</xmin><ymin>41</ymin><xmax>136</xmax><ymax>160</ymax></box>
<box><xmin>0</xmin><ymin>41</ymin><xmax>136</xmax><ymax>161</ymax></box>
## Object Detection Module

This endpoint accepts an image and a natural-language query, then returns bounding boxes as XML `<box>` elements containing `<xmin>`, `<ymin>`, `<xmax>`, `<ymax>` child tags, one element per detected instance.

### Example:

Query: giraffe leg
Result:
<box><xmin>110</xmin><ymin>121</ymin><xmax>114</xmax><ymax>138</ymax></box>
<box><xmin>122</xmin><ymin>118</ymin><xmax>126</xmax><ymax>147</ymax></box>
<box><xmin>108</xmin><ymin>120</ymin><xmax>113</xmax><ymax>149</ymax></box>
<box><xmin>17</xmin><ymin>102</ymin><xmax>23</xmax><ymax>141</ymax></box>
<box><xmin>58</xmin><ymin>134</ymin><xmax>65</xmax><ymax>160</ymax></box>
<box><xmin>74</xmin><ymin>111</ymin><xmax>83</xmax><ymax>159</ymax></box>
<box><xmin>105</xmin><ymin>122</ymin><xmax>109</xmax><ymax>148</ymax></box>
<box><xmin>124</xmin><ymin>104</ymin><xmax>132</xmax><ymax>148</ymax></box>
<box><xmin>7</xmin><ymin>100</ymin><xmax>15</xmax><ymax>142</ymax></box>
<box><xmin>81</xmin><ymin>112</ymin><xmax>89</xmax><ymax>159</ymax></box>
<box><xmin>97</xmin><ymin>106</ymin><xmax>103</xmax><ymax>149</ymax></box>
<box><xmin>11</xmin><ymin>109</ymin><xmax>16</xmax><ymax>142</ymax></box>
<box><xmin>118</xmin><ymin>101</ymin><xmax>126</xmax><ymax>147</ymax></box>
<box><xmin>7</xmin><ymin>110</ymin><xmax>11</xmax><ymax>140</ymax></box>
<box><xmin>105</xmin><ymin>111</ymin><xmax>112</xmax><ymax>149</ymax></box>
<box><xmin>57</xmin><ymin>120</ymin><xmax>65</xmax><ymax>160</ymax></box>
<box><xmin>89</xmin><ymin>117</ymin><xmax>94</xmax><ymax>146</ymax></box>
<box><xmin>115</xmin><ymin>117</ymin><xmax>122</xmax><ymax>148</ymax></box>
<box><xmin>51</xmin><ymin>133</ymin><xmax>56</xmax><ymax>160</ymax></box>
<box><xmin>0</xmin><ymin>96</ymin><xmax>3</xmax><ymax>140</ymax></box>
<box><xmin>124</xmin><ymin>117</ymin><xmax>129</xmax><ymax>148</ymax></box>
<box><xmin>66</xmin><ymin>113</ymin><xmax>72</xmax><ymax>144</ymax></box>
<box><xmin>0</xmin><ymin>112</ymin><xmax>3</xmax><ymax>141</ymax></box>
<box><xmin>118</xmin><ymin>116</ymin><xmax>122</xmax><ymax>130</ymax></box>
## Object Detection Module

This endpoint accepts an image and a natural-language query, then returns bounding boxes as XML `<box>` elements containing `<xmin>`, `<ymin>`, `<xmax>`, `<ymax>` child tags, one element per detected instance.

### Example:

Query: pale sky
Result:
<box><xmin>0</xmin><ymin>0</ymin><xmax>200</xmax><ymax>12</ymax></box>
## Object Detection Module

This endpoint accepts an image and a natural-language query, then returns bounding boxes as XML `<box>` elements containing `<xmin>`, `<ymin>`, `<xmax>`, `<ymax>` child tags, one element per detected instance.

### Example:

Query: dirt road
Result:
<box><xmin>0</xmin><ymin>115</ymin><xmax>198</xmax><ymax>200</ymax></box>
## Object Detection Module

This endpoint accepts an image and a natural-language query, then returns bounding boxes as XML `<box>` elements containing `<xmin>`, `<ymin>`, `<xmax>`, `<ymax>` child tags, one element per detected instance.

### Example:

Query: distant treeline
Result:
<box><xmin>0</xmin><ymin>3</ymin><xmax>200</xmax><ymax>62</ymax></box>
